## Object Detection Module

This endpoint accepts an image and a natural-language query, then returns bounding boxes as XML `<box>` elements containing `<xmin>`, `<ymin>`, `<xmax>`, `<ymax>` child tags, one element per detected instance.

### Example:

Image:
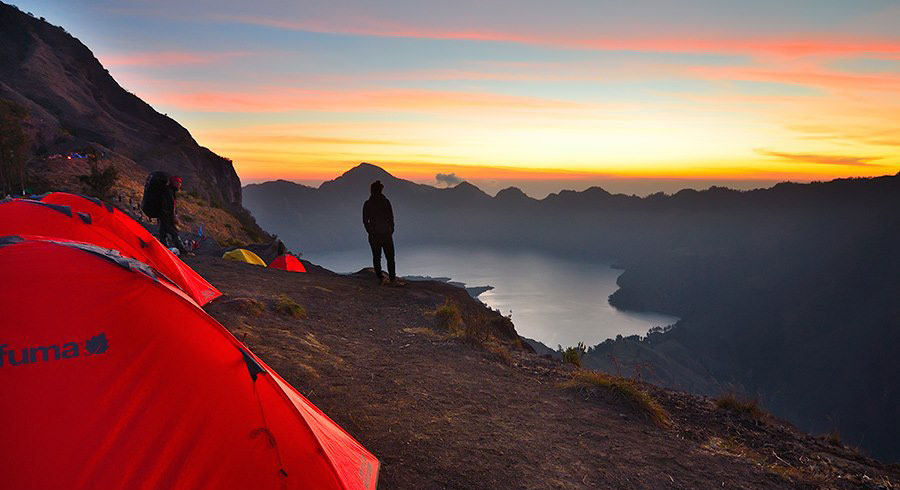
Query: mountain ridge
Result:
<box><xmin>0</xmin><ymin>1</ymin><xmax>267</xmax><ymax>244</ymax></box>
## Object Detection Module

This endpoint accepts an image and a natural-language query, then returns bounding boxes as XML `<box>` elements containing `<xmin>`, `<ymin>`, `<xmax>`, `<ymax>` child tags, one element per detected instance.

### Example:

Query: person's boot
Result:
<box><xmin>380</xmin><ymin>275</ymin><xmax>390</xmax><ymax>286</ymax></box>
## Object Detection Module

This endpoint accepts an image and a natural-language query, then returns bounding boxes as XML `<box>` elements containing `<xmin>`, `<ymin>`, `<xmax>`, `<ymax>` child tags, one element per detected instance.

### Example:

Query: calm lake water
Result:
<box><xmin>305</xmin><ymin>245</ymin><xmax>678</xmax><ymax>348</ymax></box>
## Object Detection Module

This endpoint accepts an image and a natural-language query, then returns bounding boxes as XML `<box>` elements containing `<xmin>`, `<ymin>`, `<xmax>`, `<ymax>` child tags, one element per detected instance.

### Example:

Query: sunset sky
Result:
<box><xmin>14</xmin><ymin>0</ymin><xmax>900</xmax><ymax>196</ymax></box>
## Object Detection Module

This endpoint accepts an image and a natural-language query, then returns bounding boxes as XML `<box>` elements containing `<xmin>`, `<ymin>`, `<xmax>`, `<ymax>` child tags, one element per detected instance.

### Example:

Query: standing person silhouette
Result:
<box><xmin>363</xmin><ymin>180</ymin><xmax>402</xmax><ymax>285</ymax></box>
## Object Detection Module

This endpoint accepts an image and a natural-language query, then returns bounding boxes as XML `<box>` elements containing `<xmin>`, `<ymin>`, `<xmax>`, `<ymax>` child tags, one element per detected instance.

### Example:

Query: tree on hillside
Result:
<box><xmin>78</xmin><ymin>162</ymin><xmax>119</xmax><ymax>199</ymax></box>
<box><xmin>0</xmin><ymin>99</ymin><xmax>29</xmax><ymax>196</ymax></box>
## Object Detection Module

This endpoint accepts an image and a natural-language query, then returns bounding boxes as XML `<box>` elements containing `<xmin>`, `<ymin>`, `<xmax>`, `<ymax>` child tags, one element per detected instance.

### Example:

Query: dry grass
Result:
<box><xmin>222</xmin><ymin>297</ymin><xmax>266</xmax><ymax>317</ymax></box>
<box><xmin>427</xmin><ymin>302</ymin><xmax>519</xmax><ymax>364</ymax></box>
<box><xmin>273</xmin><ymin>294</ymin><xmax>306</xmax><ymax>318</ymax></box>
<box><xmin>484</xmin><ymin>341</ymin><xmax>515</xmax><ymax>365</ymax></box>
<box><xmin>562</xmin><ymin>370</ymin><xmax>671</xmax><ymax>428</ymax></box>
<box><xmin>704</xmin><ymin>437</ymin><xmax>803</xmax><ymax>480</ymax></box>
<box><xmin>432</xmin><ymin>301</ymin><xmax>462</xmax><ymax>332</ymax></box>
<box><xmin>432</xmin><ymin>301</ymin><xmax>484</xmax><ymax>343</ymax></box>
<box><xmin>455</xmin><ymin>318</ymin><xmax>492</xmax><ymax>345</ymax></box>
<box><xmin>403</xmin><ymin>322</ymin><xmax>515</xmax><ymax>366</ymax></box>
<box><xmin>715</xmin><ymin>393</ymin><xmax>768</xmax><ymax>422</ymax></box>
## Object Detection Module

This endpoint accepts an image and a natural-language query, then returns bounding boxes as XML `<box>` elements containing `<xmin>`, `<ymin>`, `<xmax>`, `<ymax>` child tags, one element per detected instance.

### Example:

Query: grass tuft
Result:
<box><xmin>484</xmin><ymin>341</ymin><xmax>515</xmax><ymax>365</ymax></box>
<box><xmin>457</xmin><ymin>318</ymin><xmax>491</xmax><ymax>345</ymax></box>
<box><xmin>562</xmin><ymin>370</ymin><xmax>671</xmax><ymax>428</ymax></box>
<box><xmin>715</xmin><ymin>393</ymin><xmax>768</xmax><ymax>422</ymax></box>
<box><xmin>824</xmin><ymin>429</ymin><xmax>842</xmax><ymax>447</ymax></box>
<box><xmin>223</xmin><ymin>297</ymin><xmax>266</xmax><ymax>317</ymax></box>
<box><xmin>273</xmin><ymin>294</ymin><xmax>306</xmax><ymax>318</ymax></box>
<box><xmin>432</xmin><ymin>301</ymin><xmax>462</xmax><ymax>333</ymax></box>
<box><xmin>432</xmin><ymin>300</ymin><xmax>487</xmax><ymax>344</ymax></box>
<box><xmin>558</xmin><ymin>342</ymin><xmax>586</xmax><ymax>367</ymax></box>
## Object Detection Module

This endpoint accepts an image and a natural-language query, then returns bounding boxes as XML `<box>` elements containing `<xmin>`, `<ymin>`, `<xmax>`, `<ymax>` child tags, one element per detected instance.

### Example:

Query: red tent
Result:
<box><xmin>0</xmin><ymin>236</ymin><xmax>379</xmax><ymax>489</ymax></box>
<box><xmin>269</xmin><ymin>254</ymin><xmax>307</xmax><ymax>272</ymax></box>
<box><xmin>1</xmin><ymin>196</ymin><xmax>220</xmax><ymax>305</ymax></box>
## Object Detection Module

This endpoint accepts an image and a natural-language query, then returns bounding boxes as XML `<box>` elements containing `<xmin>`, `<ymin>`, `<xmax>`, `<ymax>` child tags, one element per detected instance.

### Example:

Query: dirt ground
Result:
<box><xmin>191</xmin><ymin>256</ymin><xmax>898</xmax><ymax>490</ymax></box>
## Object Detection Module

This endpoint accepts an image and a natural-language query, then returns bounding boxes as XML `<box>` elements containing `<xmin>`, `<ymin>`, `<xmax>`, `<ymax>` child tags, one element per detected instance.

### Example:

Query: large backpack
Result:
<box><xmin>141</xmin><ymin>171</ymin><xmax>169</xmax><ymax>218</ymax></box>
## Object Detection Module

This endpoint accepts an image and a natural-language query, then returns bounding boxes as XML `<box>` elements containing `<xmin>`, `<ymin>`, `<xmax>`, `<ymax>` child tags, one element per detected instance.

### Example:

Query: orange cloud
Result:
<box><xmin>755</xmin><ymin>149</ymin><xmax>885</xmax><ymax>167</ymax></box>
<box><xmin>788</xmin><ymin>125</ymin><xmax>900</xmax><ymax>148</ymax></box>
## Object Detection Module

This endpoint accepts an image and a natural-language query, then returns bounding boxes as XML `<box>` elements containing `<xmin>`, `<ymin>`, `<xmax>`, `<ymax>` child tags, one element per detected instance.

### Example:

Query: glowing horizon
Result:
<box><xmin>12</xmin><ymin>0</ymin><xmax>900</xmax><ymax>195</ymax></box>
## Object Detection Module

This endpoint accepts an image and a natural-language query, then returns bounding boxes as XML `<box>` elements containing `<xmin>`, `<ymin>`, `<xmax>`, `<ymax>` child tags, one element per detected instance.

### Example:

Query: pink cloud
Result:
<box><xmin>691</xmin><ymin>65</ymin><xmax>900</xmax><ymax>93</ymax></box>
<box><xmin>150</xmin><ymin>87</ymin><xmax>587</xmax><ymax>113</ymax></box>
<box><xmin>215</xmin><ymin>14</ymin><xmax>900</xmax><ymax>59</ymax></box>
<box><xmin>99</xmin><ymin>50</ymin><xmax>252</xmax><ymax>67</ymax></box>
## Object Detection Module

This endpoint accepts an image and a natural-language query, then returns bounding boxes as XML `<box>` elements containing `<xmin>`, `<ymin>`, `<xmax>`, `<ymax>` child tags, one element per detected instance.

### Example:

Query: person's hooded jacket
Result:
<box><xmin>363</xmin><ymin>181</ymin><xmax>394</xmax><ymax>235</ymax></box>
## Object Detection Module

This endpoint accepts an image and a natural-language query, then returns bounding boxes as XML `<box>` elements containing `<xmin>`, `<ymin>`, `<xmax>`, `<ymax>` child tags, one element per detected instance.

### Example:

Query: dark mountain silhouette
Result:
<box><xmin>494</xmin><ymin>186</ymin><xmax>532</xmax><ymax>202</ymax></box>
<box><xmin>0</xmin><ymin>2</ymin><xmax>265</xmax><ymax>241</ymax></box>
<box><xmin>245</xmin><ymin>162</ymin><xmax>500</xmax><ymax>250</ymax></box>
<box><xmin>246</xmin><ymin>163</ymin><xmax>900</xmax><ymax>461</ymax></box>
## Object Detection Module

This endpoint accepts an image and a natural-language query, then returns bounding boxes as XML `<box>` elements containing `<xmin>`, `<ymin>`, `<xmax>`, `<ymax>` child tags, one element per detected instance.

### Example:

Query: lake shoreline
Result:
<box><xmin>306</xmin><ymin>245</ymin><xmax>678</xmax><ymax>348</ymax></box>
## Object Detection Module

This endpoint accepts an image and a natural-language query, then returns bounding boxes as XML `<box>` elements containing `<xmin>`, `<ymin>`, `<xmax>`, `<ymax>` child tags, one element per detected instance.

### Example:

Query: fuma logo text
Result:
<box><xmin>0</xmin><ymin>333</ymin><xmax>109</xmax><ymax>367</ymax></box>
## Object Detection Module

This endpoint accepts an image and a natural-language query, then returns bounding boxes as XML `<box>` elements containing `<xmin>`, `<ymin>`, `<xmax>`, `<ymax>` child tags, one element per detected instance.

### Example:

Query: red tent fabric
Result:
<box><xmin>269</xmin><ymin>254</ymin><xmax>307</xmax><ymax>272</ymax></box>
<box><xmin>1</xmin><ymin>196</ymin><xmax>221</xmax><ymax>305</ymax></box>
<box><xmin>0</xmin><ymin>236</ymin><xmax>379</xmax><ymax>489</ymax></box>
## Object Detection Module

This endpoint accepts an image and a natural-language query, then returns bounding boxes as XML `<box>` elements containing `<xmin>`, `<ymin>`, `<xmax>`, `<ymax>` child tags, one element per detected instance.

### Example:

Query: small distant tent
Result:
<box><xmin>224</xmin><ymin>248</ymin><xmax>267</xmax><ymax>266</ymax></box>
<box><xmin>0</xmin><ymin>197</ymin><xmax>220</xmax><ymax>305</ymax></box>
<box><xmin>269</xmin><ymin>254</ymin><xmax>307</xmax><ymax>272</ymax></box>
<box><xmin>0</xmin><ymin>236</ymin><xmax>379</xmax><ymax>489</ymax></box>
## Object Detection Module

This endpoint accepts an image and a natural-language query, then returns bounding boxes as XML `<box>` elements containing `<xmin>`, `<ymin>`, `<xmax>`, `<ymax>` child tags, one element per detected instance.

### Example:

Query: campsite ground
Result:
<box><xmin>191</xmin><ymin>256</ymin><xmax>898</xmax><ymax>490</ymax></box>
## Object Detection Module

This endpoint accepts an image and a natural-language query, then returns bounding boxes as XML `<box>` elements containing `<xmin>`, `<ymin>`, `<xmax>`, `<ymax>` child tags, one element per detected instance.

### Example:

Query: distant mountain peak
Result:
<box><xmin>340</xmin><ymin>162</ymin><xmax>395</xmax><ymax>181</ymax></box>
<box><xmin>452</xmin><ymin>181</ymin><xmax>478</xmax><ymax>190</ymax></box>
<box><xmin>583</xmin><ymin>186</ymin><xmax>611</xmax><ymax>196</ymax></box>
<box><xmin>317</xmin><ymin>163</ymin><xmax>400</xmax><ymax>192</ymax></box>
<box><xmin>448</xmin><ymin>181</ymin><xmax>489</xmax><ymax>198</ymax></box>
<box><xmin>495</xmin><ymin>187</ymin><xmax>530</xmax><ymax>200</ymax></box>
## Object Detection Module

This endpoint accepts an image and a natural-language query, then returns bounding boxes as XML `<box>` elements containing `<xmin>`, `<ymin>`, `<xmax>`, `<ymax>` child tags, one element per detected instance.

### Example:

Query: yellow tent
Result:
<box><xmin>223</xmin><ymin>248</ymin><xmax>266</xmax><ymax>266</ymax></box>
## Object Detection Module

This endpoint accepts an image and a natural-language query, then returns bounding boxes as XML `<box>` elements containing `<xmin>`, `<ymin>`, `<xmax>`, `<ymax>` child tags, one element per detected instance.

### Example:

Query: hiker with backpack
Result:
<box><xmin>142</xmin><ymin>171</ymin><xmax>189</xmax><ymax>255</ymax></box>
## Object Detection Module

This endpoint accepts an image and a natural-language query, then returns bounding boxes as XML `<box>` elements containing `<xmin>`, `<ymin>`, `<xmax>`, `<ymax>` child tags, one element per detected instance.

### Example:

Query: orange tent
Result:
<box><xmin>269</xmin><ymin>254</ymin><xmax>307</xmax><ymax>272</ymax></box>
<box><xmin>0</xmin><ymin>236</ymin><xmax>379</xmax><ymax>489</ymax></box>
<box><xmin>1</xmin><ymin>196</ymin><xmax>220</xmax><ymax>305</ymax></box>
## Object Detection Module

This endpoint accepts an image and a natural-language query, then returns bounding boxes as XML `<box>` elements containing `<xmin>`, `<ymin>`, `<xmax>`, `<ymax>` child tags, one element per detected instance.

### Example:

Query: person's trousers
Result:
<box><xmin>368</xmin><ymin>233</ymin><xmax>395</xmax><ymax>280</ymax></box>
<box><xmin>159</xmin><ymin>215</ymin><xmax>186</xmax><ymax>253</ymax></box>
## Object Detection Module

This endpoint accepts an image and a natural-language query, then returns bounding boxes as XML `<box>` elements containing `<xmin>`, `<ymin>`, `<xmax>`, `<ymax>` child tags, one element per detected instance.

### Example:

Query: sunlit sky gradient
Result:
<box><xmin>13</xmin><ymin>0</ymin><xmax>900</xmax><ymax>196</ymax></box>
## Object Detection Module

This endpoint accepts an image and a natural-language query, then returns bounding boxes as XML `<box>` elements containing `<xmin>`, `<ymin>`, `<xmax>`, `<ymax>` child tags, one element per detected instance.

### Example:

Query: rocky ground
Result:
<box><xmin>190</xmin><ymin>256</ymin><xmax>898</xmax><ymax>490</ymax></box>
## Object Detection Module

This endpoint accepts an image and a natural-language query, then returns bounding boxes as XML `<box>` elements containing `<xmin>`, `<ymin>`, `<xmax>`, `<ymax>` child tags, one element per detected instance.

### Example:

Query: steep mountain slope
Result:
<box><xmin>245</xmin><ymin>165</ymin><xmax>900</xmax><ymax>461</ymax></box>
<box><xmin>0</xmin><ymin>2</ymin><xmax>266</xmax><ymax>244</ymax></box>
